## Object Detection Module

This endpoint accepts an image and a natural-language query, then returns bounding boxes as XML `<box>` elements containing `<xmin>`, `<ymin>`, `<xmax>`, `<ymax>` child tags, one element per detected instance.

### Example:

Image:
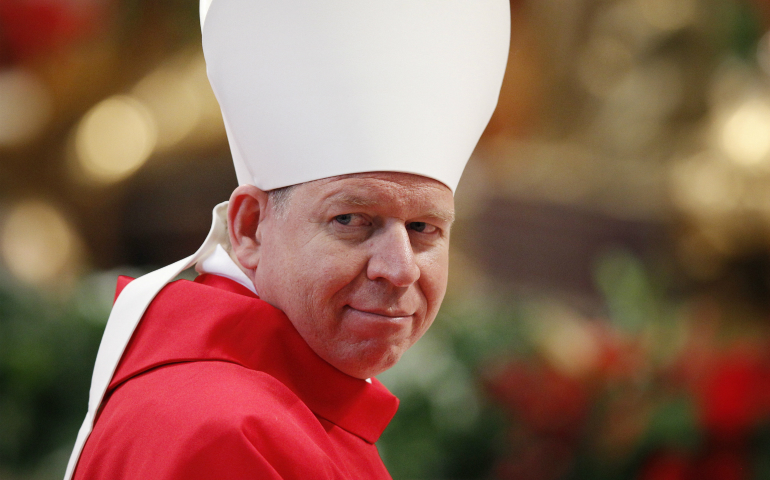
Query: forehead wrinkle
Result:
<box><xmin>335</xmin><ymin>194</ymin><xmax>379</xmax><ymax>208</ymax></box>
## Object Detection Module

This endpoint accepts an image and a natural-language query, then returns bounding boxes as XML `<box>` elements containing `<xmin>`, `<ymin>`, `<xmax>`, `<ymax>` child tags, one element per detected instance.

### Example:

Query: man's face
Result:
<box><xmin>253</xmin><ymin>172</ymin><xmax>454</xmax><ymax>379</ymax></box>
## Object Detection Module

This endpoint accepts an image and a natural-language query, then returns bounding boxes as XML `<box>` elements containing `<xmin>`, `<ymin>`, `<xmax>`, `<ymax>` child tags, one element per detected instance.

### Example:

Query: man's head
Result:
<box><xmin>205</xmin><ymin>0</ymin><xmax>510</xmax><ymax>378</ymax></box>
<box><xmin>228</xmin><ymin>172</ymin><xmax>454</xmax><ymax>379</ymax></box>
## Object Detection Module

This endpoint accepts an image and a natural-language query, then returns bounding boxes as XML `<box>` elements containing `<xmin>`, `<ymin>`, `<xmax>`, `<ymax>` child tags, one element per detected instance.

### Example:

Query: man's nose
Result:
<box><xmin>366</xmin><ymin>223</ymin><xmax>420</xmax><ymax>287</ymax></box>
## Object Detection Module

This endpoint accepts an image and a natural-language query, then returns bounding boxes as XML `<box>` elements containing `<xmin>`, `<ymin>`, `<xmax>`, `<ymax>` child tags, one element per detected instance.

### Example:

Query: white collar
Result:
<box><xmin>195</xmin><ymin>243</ymin><xmax>257</xmax><ymax>295</ymax></box>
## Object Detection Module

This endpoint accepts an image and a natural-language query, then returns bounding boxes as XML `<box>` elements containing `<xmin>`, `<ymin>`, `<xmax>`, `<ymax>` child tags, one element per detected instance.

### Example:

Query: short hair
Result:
<box><xmin>267</xmin><ymin>184</ymin><xmax>296</xmax><ymax>219</ymax></box>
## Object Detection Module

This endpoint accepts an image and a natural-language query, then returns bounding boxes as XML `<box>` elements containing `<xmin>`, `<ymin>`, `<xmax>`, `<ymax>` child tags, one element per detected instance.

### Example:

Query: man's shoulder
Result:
<box><xmin>95</xmin><ymin>360</ymin><xmax>339</xmax><ymax>461</ymax></box>
<box><xmin>108</xmin><ymin>360</ymin><xmax>314</xmax><ymax>429</ymax></box>
<box><xmin>80</xmin><ymin>361</ymin><xmax>344</xmax><ymax>480</ymax></box>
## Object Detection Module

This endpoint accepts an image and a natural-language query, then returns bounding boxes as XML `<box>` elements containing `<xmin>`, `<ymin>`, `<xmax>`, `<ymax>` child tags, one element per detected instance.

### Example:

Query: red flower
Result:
<box><xmin>696</xmin><ymin>346</ymin><xmax>765</xmax><ymax>440</ymax></box>
<box><xmin>484</xmin><ymin>361</ymin><xmax>589</xmax><ymax>438</ymax></box>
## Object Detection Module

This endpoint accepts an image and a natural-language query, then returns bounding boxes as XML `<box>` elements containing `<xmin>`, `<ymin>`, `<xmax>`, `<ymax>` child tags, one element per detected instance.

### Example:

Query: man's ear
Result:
<box><xmin>227</xmin><ymin>184</ymin><xmax>270</xmax><ymax>271</ymax></box>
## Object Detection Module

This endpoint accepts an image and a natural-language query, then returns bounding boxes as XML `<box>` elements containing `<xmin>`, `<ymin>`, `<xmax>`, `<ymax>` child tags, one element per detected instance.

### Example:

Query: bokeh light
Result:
<box><xmin>132</xmin><ymin>55</ymin><xmax>202</xmax><ymax>151</ymax></box>
<box><xmin>719</xmin><ymin>96</ymin><xmax>770</xmax><ymax>167</ymax></box>
<box><xmin>74</xmin><ymin>95</ymin><xmax>157</xmax><ymax>183</ymax></box>
<box><xmin>0</xmin><ymin>200</ymin><xmax>80</xmax><ymax>286</ymax></box>
<box><xmin>670</xmin><ymin>154</ymin><xmax>742</xmax><ymax>214</ymax></box>
<box><xmin>534</xmin><ymin>307</ymin><xmax>601</xmax><ymax>379</ymax></box>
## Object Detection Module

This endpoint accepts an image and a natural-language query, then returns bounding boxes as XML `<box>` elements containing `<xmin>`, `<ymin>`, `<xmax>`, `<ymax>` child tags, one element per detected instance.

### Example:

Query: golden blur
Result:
<box><xmin>74</xmin><ymin>95</ymin><xmax>157</xmax><ymax>183</ymax></box>
<box><xmin>70</xmin><ymin>50</ymin><xmax>224</xmax><ymax>186</ymax></box>
<box><xmin>1</xmin><ymin>200</ymin><xmax>81</xmax><ymax>286</ymax></box>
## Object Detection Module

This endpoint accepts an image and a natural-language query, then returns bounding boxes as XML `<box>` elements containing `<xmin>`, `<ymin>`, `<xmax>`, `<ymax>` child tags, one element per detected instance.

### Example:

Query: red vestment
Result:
<box><xmin>73</xmin><ymin>274</ymin><xmax>399</xmax><ymax>479</ymax></box>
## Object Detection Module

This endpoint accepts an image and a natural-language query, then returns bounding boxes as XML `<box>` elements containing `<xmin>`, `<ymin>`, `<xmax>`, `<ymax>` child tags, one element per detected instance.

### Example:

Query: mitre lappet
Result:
<box><xmin>64</xmin><ymin>1</ymin><xmax>510</xmax><ymax>478</ymax></box>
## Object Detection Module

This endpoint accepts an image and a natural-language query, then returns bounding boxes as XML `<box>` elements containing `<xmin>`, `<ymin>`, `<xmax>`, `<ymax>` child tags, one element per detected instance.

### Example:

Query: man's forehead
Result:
<box><xmin>317</xmin><ymin>171</ymin><xmax>451</xmax><ymax>188</ymax></box>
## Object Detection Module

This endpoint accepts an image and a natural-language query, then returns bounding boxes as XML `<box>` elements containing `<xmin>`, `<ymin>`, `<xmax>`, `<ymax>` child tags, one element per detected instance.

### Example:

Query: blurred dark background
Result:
<box><xmin>3</xmin><ymin>0</ymin><xmax>770</xmax><ymax>478</ymax></box>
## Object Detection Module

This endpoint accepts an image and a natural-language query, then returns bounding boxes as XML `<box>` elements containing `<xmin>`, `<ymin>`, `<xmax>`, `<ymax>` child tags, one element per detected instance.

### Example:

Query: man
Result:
<box><xmin>64</xmin><ymin>1</ymin><xmax>509</xmax><ymax>478</ymax></box>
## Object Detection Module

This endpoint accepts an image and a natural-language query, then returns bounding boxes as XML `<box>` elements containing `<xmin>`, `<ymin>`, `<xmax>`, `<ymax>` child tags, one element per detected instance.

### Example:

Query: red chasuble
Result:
<box><xmin>73</xmin><ymin>274</ymin><xmax>399</xmax><ymax>479</ymax></box>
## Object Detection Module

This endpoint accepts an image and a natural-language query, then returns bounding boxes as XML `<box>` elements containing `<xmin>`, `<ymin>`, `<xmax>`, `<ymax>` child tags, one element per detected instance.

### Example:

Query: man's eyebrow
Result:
<box><xmin>423</xmin><ymin>209</ymin><xmax>455</xmax><ymax>224</ymax></box>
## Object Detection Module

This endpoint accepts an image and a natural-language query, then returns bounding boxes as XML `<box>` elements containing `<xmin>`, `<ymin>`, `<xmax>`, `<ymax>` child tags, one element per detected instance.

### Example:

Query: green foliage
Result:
<box><xmin>0</xmin><ymin>273</ymin><xmax>108</xmax><ymax>477</ymax></box>
<box><xmin>378</xmin><ymin>299</ymin><xmax>525</xmax><ymax>479</ymax></box>
<box><xmin>379</xmin><ymin>390</ymin><xmax>505</xmax><ymax>480</ymax></box>
<box><xmin>729</xmin><ymin>1</ymin><xmax>764</xmax><ymax>60</ymax></box>
<box><xmin>643</xmin><ymin>396</ymin><xmax>700</xmax><ymax>451</ymax></box>
<box><xmin>594</xmin><ymin>249</ymin><xmax>661</xmax><ymax>336</ymax></box>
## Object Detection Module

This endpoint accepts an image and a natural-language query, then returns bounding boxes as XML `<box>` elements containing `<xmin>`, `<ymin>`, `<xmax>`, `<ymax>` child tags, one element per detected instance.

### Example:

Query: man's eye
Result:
<box><xmin>335</xmin><ymin>214</ymin><xmax>353</xmax><ymax>225</ymax></box>
<box><xmin>409</xmin><ymin>222</ymin><xmax>437</xmax><ymax>234</ymax></box>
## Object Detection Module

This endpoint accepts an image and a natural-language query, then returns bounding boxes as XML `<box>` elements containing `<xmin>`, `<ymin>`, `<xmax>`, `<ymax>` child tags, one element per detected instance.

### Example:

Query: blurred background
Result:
<box><xmin>2</xmin><ymin>0</ymin><xmax>770</xmax><ymax>478</ymax></box>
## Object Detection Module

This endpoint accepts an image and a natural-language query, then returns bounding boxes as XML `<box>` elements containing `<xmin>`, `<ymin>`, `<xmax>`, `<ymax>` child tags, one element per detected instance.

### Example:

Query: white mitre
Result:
<box><xmin>202</xmin><ymin>0</ymin><xmax>509</xmax><ymax>192</ymax></box>
<box><xmin>64</xmin><ymin>2</ymin><xmax>510</xmax><ymax>478</ymax></box>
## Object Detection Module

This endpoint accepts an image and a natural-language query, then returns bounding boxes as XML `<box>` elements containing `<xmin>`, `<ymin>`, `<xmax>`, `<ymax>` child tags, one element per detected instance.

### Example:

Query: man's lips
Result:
<box><xmin>345</xmin><ymin>305</ymin><xmax>414</xmax><ymax>318</ymax></box>
<box><xmin>343</xmin><ymin>306</ymin><xmax>416</xmax><ymax>338</ymax></box>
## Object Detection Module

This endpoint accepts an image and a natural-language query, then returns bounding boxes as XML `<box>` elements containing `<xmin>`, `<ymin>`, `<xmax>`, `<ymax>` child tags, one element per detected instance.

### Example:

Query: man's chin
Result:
<box><xmin>328</xmin><ymin>344</ymin><xmax>406</xmax><ymax>380</ymax></box>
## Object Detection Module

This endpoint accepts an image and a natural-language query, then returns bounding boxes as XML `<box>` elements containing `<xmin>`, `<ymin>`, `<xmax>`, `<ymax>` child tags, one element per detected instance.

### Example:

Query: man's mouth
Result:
<box><xmin>345</xmin><ymin>305</ymin><xmax>413</xmax><ymax>319</ymax></box>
